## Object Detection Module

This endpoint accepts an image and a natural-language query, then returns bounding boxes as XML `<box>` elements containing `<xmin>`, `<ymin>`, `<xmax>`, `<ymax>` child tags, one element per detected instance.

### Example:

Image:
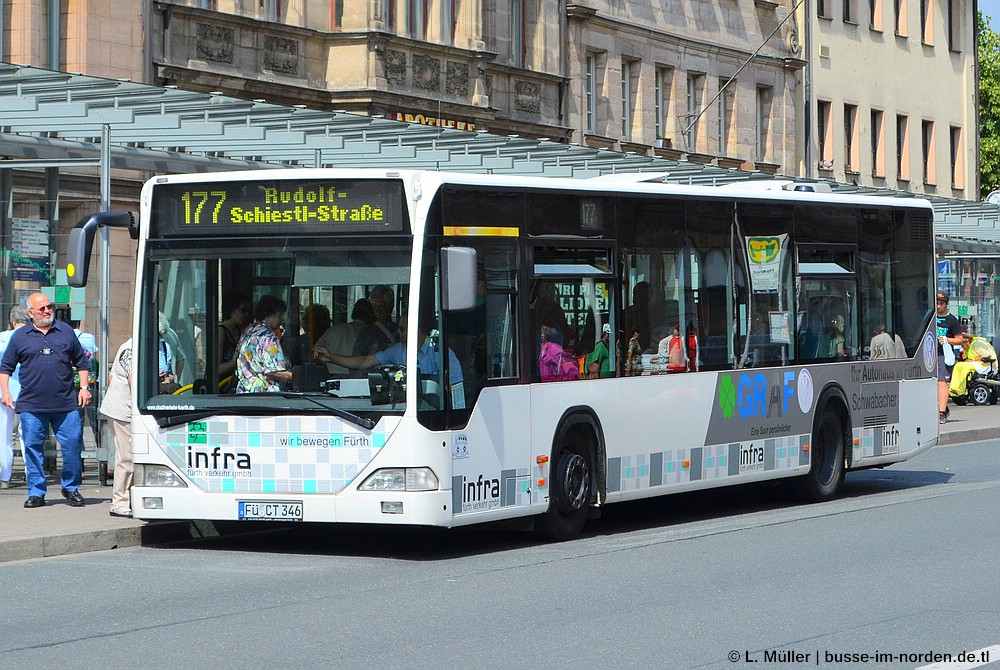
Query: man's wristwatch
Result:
<box><xmin>80</xmin><ymin>385</ymin><xmax>90</xmax><ymax>391</ymax></box>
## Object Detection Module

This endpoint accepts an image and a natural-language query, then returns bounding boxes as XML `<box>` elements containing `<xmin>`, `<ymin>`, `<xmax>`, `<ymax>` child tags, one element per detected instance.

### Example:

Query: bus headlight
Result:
<box><xmin>135</xmin><ymin>464</ymin><xmax>187</xmax><ymax>488</ymax></box>
<box><xmin>358</xmin><ymin>467</ymin><xmax>439</xmax><ymax>492</ymax></box>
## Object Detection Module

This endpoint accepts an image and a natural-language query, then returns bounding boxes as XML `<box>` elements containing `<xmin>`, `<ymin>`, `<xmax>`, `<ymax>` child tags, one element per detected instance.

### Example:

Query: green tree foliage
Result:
<box><xmin>980</xmin><ymin>11</ymin><xmax>1000</xmax><ymax>198</ymax></box>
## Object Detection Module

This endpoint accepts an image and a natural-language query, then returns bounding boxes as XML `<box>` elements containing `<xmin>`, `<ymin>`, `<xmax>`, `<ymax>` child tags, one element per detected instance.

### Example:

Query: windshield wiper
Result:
<box><xmin>155</xmin><ymin>410</ymin><xmax>217</xmax><ymax>429</ymax></box>
<box><xmin>151</xmin><ymin>395</ymin><xmax>377</xmax><ymax>431</ymax></box>
<box><xmin>271</xmin><ymin>392</ymin><xmax>377</xmax><ymax>430</ymax></box>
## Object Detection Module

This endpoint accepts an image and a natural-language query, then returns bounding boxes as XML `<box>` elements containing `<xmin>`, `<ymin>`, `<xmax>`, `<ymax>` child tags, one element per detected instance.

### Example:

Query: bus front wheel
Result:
<box><xmin>536</xmin><ymin>439</ymin><xmax>591</xmax><ymax>541</ymax></box>
<box><xmin>792</xmin><ymin>404</ymin><xmax>846</xmax><ymax>502</ymax></box>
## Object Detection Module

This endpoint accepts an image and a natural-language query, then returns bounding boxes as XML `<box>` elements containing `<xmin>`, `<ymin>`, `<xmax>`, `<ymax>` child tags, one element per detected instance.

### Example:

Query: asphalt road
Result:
<box><xmin>1</xmin><ymin>438</ymin><xmax>998</xmax><ymax>670</ymax></box>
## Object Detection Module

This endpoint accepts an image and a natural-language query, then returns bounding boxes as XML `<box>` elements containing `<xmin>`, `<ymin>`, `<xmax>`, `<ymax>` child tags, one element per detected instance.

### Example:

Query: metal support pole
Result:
<box><xmin>99</xmin><ymin>124</ymin><xmax>111</xmax><ymax>402</ymax></box>
<box><xmin>0</xmin><ymin>170</ymin><xmax>12</xmax><ymax>315</ymax></box>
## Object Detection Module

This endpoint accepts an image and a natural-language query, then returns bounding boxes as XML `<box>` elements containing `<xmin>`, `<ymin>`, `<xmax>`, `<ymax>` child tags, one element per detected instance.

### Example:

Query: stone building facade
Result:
<box><xmin>148</xmin><ymin>0</ymin><xmax>804</xmax><ymax>173</ymax></box>
<box><xmin>805</xmin><ymin>0</ymin><xmax>978</xmax><ymax>199</ymax></box>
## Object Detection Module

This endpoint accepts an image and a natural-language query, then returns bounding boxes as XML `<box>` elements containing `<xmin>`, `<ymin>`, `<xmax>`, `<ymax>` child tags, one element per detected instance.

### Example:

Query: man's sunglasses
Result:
<box><xmin>33</xmin><ymin>304</ymin><xmax>54</xmax><ymax>312</ymax></box>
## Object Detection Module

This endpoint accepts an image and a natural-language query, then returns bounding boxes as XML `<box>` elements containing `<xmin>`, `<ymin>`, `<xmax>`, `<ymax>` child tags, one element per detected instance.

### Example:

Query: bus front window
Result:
<box><xmin>140</xmin><ymin>237</ymin><xmax>412</xmax><ymax>420</ymax></box>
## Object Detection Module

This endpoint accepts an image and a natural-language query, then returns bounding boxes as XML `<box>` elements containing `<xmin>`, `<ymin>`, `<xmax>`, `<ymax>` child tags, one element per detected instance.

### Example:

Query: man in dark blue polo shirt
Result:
<box><xmin>0</xmin><ymin>292</ymin><xmax>92</xmax><ymax>508</ymax></box>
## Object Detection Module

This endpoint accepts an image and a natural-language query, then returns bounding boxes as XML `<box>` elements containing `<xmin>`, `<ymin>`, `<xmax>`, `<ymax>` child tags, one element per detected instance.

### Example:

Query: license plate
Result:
<box><xmin>238</xmin><ymin>500</ymin><xmax>303</xmax><ymax>521</ymax></box>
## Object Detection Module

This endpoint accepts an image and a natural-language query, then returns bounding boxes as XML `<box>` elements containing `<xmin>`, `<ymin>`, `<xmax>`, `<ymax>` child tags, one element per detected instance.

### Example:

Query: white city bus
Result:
<box><xmin>68</xmin><ymin>170</ymin><xmax>940</xmax><ymax>539</ymax></box>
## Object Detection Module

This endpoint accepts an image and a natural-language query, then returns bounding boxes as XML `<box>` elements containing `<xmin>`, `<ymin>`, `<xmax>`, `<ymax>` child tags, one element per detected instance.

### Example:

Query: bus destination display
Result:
<box><xmin>151</xmin><ymin>179</ymin><xmax>407</xmax><ymax>236</ymax></box>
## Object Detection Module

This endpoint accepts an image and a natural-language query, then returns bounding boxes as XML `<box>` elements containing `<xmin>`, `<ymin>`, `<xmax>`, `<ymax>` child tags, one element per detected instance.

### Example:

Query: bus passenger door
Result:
<box><xmin>529</xmin><ymin>246</ymin><xmax>617</xmax><ymax>382</ymax></box>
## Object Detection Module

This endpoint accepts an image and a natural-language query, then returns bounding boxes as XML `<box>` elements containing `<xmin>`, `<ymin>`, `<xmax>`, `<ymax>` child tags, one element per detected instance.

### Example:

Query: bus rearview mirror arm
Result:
<box><xmin>65</xmin><ymin>211</ymin><xmax>138</xmax><ymax>287</ymax></box>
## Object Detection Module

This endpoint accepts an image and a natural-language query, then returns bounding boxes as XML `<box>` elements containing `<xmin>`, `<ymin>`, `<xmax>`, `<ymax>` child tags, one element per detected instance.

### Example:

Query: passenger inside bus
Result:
<box><xmin>313</xmin><ymin>312</ymin><xmax>464</xmax><ymax>405</ymax></box>
<box><xmin>234</xmin><ymin>295</ymin><xmax>293</xmax><ymax>393</ymax></box>
<box><xmin>217</xmin><ymin>290</ymin><xmax>251</xmax><ymax>382</ymax></box>
<box><xmin>584</xmin><ymin>323</ymin><xmax>613</xmax><ymax>379</ymax></box>
<box><xmin>539</xmin><ymin>324</ymin><xmax>579</xmax><ymax>382</ymax></box>
<box><xmin>368</xmin><ymin>284</ymin><xmax>399</xmax><ymax>343</ymax></box>
<box><xmin>686</xmin><ymin>322</ymin><xmax>699</xmax><ymax>371</ymax></box>
<box><xmin>825</xmin><ymin>314</ymin><xmax>847</xmax><ymax>360</ymax></box>
<box><xmin>157</xmin><ymin>313</ymin><xmax>183</xmax><ymax>394</ymax></box>
<box><xmin>651</xmin><ymin>325</ymin><xmax>686</xmax><ymax>373</ymax></box>
<box><xmin>624</xmin><ymin>281</ymin><xmax>650</xmax><ymax>353</ymax></box>
<box><xmin>313</xmin><ymin>298</ymin><xmax>391</xmax><ymax>376</ymax></box>
<box><xmin>868</xmin><ymin>324</ymin><xmax>896</xmax><ymax>360</ymax></box>
<box><xmin>532</xmin><ymin>282</ymin><xmax>570</xmax><ymax>349</ymax></box>
<box><xmin>293</xmin><ymin>303</ymin><xmax>331</xmax><ymax>365</ymax></box>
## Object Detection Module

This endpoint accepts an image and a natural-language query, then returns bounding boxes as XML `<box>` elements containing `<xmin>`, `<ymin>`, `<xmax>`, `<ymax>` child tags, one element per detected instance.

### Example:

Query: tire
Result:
<box><xmin>791</xmin><ymin>403</ymin><xmax>846</xmax><ymax>502</ymax></box>
<box><xmin>536</xmin><ymin>436</ymin><xmax>592</xmax><ymax>541</ymax></box>
<box><xmin>970</xmin><ymin>383</ymin><xmax>992</xmax><ymax>406</ymax></box>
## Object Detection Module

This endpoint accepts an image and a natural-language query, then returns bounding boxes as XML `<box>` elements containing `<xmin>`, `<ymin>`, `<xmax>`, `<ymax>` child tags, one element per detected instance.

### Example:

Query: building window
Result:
<box><xmin>441</xmin><ymin>0</ymin><xmax>455</xmax><ymax>45</ymax></box>
<box><xmin>511</xmin><ymin>1</ymin><xmax>525</xmax><ymax>67</ymax></box>
<box><xmin>586</xmin><ymin>54</ymin><xmax>596</xmax><ymax>134</ymax></box>
<box><xmin>871</xmin><ymin>109</ymin><xmax>885</xmax><ymax>177</ymax></box>
<box><xmin>920</xmin><ymin>0</ymin><xmax>933</xmax><ymax>44</ymax></box>
<box><xmin>844</xmin><ymin>104</ymin><xmax>859</xmax><ymax>173</ymax></box>
<box><xmin>718</xmin><ymin>78</ymin><xmax>735</xmax><ymax>156</ymax></box>
<box><xmin>894</xmin><ymin>0</ymin><xmax>906</xmax><ymax>35</ymax></box>
<box><xmin>621</xmin><ymin>59</ymin><xmax>633</xmax><ymax>138</ymax></box>
<box><xmin>922</xmin><ymin>119</ymin><xmax>935</xmax><ymax>184</ymax></box>
<box><xmin>259</xmin><ymin>0</ymin><xmax>282</xmax><ymax>22</ymax></box>
<box><xmin>896</xmin><ymin>114</ymin><xmax>909</xmax><ymax>180</ymax></box>
<box><xmin>655</xmin><ymin>67</ymin><xmax>672</xmax><ymax>143</ymax></box>
<box><xmin>685</xmin><ymin>73</ymin><xmax>704</xmax><ymax>151</ymax></box>
<box><xmin>950</xmin><ymin>126</ymin><xmax>964</xmax><ymax>189</ymax></box>
<box><xmin>869</xmin><ymin>0</ymin><xmax>882</xmax><ymax>31</ymax></box>
<box><xmin>817</xmin><ymin>100</ymin><xmax>833</xmax><ymax>168</ymax></box>
<box><xmin>755</xmin><ymin>86</ymin><xmax>772</xmax><ymax>163</ymax></box>
<box><xmin>715</xmin><ymin>77</ymin><xmax>733</xmax><ymax>156</ymax></box>
<box><xmin>947</xmin><ymin>0</ymin><xmax>960</xmax><ymax>51</ymax></box>
<box><xmin>331</xmin><ymin>0</ymin><xmax>343</xmax><ymax>29</ymax></box>
<box><xmin>408</xmin><ymin>0</ymin><xmax>428</xmax><ymax>39</ymax></box>
<box><xmin>482</xmin><ymin>0</ymin><xmax>494</xmax><ymax>50</ymax></box>
<box><xmin>818</xmin><ymin>0</ymin><xmax>829</xmax><ymax>19</ymax></box>
<box><xmin>844</xmin><ymin>0</ymin><xmax>856</xmax><ymax>24</ymax></box>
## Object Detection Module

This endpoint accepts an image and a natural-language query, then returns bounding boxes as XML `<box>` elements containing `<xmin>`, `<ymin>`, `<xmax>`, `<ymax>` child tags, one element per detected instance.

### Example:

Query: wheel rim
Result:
<box><xmin>972</xmin><ymin>385</ymin><xmax>990</xmax><ymax>404</ymax></box>
<box><xmin>556</xmin><ymin>452</ymin><xmax>589</xmax><ymax>514</ymax></box>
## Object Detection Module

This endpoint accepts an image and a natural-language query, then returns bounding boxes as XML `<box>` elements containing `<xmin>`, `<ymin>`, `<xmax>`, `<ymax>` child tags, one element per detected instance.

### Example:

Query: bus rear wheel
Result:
<box><xmin>791</xmin><ymin>404</ymin><xmax>846</xmax><ymax>502</ymax></box>
<box><xmin>536</xmin><ymin>441</ymin><xmax>591</xmax><ymax>541</ymax></box>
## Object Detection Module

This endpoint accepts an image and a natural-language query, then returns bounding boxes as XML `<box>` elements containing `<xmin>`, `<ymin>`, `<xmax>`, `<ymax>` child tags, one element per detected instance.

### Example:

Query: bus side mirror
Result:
<box><xmin>65</xmin><ymin>211</ymin><xmax>138</xmax><ymax>287</ymax></box>
<box><xmin>441</xmin><ymin>246</ymin><xmax>477</xmax><ymax>311</ymax></box>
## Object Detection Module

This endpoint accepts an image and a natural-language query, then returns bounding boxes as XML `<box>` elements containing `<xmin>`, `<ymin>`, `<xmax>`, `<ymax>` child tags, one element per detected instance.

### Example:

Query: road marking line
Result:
<box><xmin>917</xmin><ymin>644</ymin><xmax>1000</xmax><ymax>669</ymax></box>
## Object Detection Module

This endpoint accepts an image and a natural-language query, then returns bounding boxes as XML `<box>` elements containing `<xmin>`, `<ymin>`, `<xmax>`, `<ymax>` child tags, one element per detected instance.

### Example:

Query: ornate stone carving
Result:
<box><xmin>263</xmin><ymin>36</ymin><xmax>299</xmax><ymax>75</ymax></box>
<box><xmin>196</xmin><ymin>24</ymin><xmax>234</xmax><ymax>64</ymax></box>
<box><xmin>446</xmin><ymin>62</ymin><xmax>469</xmax><ymax>97</ymax></box>
<box><xmin>413</xmin><ymin>54</ymin><xmax>440</xmax><ymax>91</ymax></box>
<box><xmin>385</xmin><ymin>50</ymin><xmax>407</xmax><ymax>86</ymax></box>
<box><xmin>514</xmin><ymin>80</ymin><xmax>541</xmax><ymax>114</ymax></box>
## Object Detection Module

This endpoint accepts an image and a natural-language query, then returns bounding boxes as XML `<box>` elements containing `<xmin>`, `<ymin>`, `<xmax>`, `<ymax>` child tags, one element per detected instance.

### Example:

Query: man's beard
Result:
<box><xmin>34</xmin><ymin>314</ymin><xmax>53</xmax><ymax>328</ymax></box>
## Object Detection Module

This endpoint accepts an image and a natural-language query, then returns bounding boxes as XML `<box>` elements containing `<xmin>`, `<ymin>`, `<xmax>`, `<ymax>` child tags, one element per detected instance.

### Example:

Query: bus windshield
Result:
<box><xmin>139</xmin><ymin>234</ymin><xmax>413</xmax><ymax>423</ymax></box>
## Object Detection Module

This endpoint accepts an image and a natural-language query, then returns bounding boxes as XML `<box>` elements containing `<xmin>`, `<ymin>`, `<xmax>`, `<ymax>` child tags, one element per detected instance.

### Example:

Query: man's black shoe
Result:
<box><xmin>61</xmin><ymin>489</ymin><xmax>85</xmax><ymax>507</ymax></box>
<box><xmin>24</xmin><ymin>496</ymin><xmax>45</xmax><ymax>508</ymax></box>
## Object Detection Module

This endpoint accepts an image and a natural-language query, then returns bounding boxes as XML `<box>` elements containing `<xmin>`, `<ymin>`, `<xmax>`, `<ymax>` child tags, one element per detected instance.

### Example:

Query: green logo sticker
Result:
<box><xmin>718</xmin><ymin>376</ymin><xmax>737</xmax><ymax>418</ymax></box>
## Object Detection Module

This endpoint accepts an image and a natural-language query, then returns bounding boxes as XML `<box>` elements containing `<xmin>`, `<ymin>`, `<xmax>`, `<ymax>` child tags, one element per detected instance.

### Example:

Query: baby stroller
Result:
<box><xmin>950</xmin><ymin>337</ymin><xmax>1000</xmax><ymax>406</ymax></box>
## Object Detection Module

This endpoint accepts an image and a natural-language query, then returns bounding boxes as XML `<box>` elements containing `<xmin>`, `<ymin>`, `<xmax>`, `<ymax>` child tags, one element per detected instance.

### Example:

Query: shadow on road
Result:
<box><xmin>153</xmin><ymin>466</ymin><xmax>955</xmax><ymax>560</ymax></box>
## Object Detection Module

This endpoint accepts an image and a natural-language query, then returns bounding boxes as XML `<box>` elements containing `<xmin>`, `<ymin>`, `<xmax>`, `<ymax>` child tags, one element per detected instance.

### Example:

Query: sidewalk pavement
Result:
<box><xmin>0</xmin><ymin>456</ymin><xmax>224</xmax><ymax>564</ymax></box>
<box><xmin>0</xmin><ymin>403</ymin><xmax>996</xmax><ymax>564</ymax></box>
